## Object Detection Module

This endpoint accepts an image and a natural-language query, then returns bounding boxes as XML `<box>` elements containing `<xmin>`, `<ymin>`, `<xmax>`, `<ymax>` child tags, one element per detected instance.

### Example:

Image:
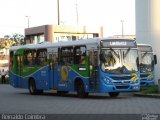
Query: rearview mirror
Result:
<box><xmin>100</xmin><ymin>53</ymin><xmax>105</xmax><ymax>63</ymax></box>
<box><xmin>154</xmin><ymin>55</ymin><xmax>157</xmax><ymax>64</ymax></box>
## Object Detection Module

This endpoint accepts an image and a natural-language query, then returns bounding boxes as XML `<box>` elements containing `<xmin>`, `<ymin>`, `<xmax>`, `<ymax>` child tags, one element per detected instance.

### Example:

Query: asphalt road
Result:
<box><xmin>0</xmin><ymin>84</ymin><xmax>160</xmax><ymax>114</ymax></box>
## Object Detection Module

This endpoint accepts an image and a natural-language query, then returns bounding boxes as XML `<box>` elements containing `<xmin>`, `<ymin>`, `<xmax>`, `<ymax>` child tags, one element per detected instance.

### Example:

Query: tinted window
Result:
<box><xmin>74</xmin><ymin>46</ymin><xmax>86</xmax><ymax>65</ymax></box>
<box><xmin>61</xmin><ymin>47</ymin><xmax>73</xmax><ymax>65</ymax></box>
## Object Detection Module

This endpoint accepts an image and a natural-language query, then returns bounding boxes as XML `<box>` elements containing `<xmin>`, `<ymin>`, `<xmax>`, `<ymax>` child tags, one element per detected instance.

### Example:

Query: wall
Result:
<box><xmin>136</xmin><ymin>0</ymin><xmax>160</xmax><ymax>82</ymax></box>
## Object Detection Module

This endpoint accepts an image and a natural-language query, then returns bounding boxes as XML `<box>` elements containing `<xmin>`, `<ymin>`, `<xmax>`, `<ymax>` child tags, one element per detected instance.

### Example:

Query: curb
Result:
<box><xmin>134</xmin><ymin>93</ymin><xmax>160</xmax><ymax>98</ymax></box>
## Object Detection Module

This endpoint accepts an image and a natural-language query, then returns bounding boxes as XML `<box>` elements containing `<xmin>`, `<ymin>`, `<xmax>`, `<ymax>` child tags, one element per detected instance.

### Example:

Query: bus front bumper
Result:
<box><xmin>140</xmin><ymin>79</ymin><xmax>155</xmax><ymax>86</ymax></box>
<box><xmin>99</xmin><ymin>83</ymin><xmax>140</xmax><ymax>93</ymax></box>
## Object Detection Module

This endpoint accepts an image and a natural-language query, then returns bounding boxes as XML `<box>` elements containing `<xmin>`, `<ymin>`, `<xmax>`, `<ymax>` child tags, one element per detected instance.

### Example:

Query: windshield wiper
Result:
<box><xmin>123</xmin><ymin>48</ymin><xmax>130</xmax><ymax>59</ymax></box>
<box><xmin>142</xmin><ymin>52</ymin><xmax>148</xmax><ymax>58</ymax></box>
<box><xmin>110</xmin><ymin>48</ymin><xmax>120</xmax><ymax>59</ymax></box>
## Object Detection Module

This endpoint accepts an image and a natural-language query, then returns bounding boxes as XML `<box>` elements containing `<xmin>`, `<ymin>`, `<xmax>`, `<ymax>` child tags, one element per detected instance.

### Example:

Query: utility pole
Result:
<box><xmin>121</xmin><ymin>20</ymin><xmax>124</xmax><ymax>37</ymax></box>
<box><xmin>57</xmin><ymin>0</ymin><xmax>60</xmax><ymax>25</ymax></box>
<box><xmin>26</xmin><ymin>16</ymin><xmax>31</xmax><ymax>28</ymax></box>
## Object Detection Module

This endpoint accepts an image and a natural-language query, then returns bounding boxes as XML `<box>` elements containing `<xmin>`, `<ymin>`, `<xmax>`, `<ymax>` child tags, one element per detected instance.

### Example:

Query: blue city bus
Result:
<box><xmin>9</xmin><ymin>38</ymin><xmax>140</xmax><ymax>97</ymax></box>
<box><xmin>138</xmin><ymin>44</ymin><xmax>157</xmax><ymax>86</ymax></box>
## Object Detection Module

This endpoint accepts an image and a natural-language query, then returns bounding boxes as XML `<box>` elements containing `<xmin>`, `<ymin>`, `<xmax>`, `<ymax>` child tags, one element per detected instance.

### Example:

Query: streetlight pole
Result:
<box><xmin>121</xmin><ymin>20</ymin><xmax>124</xmax><ymax>37</ymax></box>
<box><xmin>57</xmin><ymin>0</ymin><xmax>60</xmax><ymax>25</ymax></box>
<box><xmin>26</xmin><ymin>16</ymin><xmax>31</xmax><ymax>28</ymax></box>
<box><xmin>75</xmin><ymin>0</ymin><xmax>79</xmax><ymax>25</ymax></box>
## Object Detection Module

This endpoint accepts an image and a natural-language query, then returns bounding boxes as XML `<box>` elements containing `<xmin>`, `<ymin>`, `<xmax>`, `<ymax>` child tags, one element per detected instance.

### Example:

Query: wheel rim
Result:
<box><xmin>30</xmin><ymin>84</ymin><xmax>33</xmax><ymax>93</ymax></box>
<box><xmin>29</xmin><ymin>82</ymin><xmax>34</xmax><ymax>93</ymax></box>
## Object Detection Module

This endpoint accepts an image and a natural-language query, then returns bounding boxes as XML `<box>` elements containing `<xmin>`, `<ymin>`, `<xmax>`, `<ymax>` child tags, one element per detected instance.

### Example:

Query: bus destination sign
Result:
<box><xmin>101</xmin><ymin>39</ymin><xmax>136</xmax><ymax>48</ymax></box>
<box><xmin>109</xmin><ymin>41</ymin><xmax>127</xmax><ymax>46</ymax></box>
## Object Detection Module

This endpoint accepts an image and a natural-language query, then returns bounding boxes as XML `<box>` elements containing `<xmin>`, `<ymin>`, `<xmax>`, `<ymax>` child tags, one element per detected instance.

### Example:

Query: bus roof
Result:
<box><xmin>10</xmin><ymin>38</ymin><xmax>99</xmax><ymax>51</ymax></box>
<box><xmin>137</xmin><ymin>43</ymin><xmax>152</xmax><ymax>47</ymax></box>
<box><xmin>10</xmin><ymin>37</ymin><xmax>135</xmax><ymax>51</ymax></box>
<box><xmin>137</xmin><ymin>44</ymin><xmax>153</xmax><ymax>52</ymax></box>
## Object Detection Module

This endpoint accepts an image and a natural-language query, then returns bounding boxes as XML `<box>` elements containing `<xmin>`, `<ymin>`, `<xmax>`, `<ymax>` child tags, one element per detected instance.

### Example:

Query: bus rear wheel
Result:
<box><xmin>108</xmin><ymin>92</ymin><xmax>120</xmax><ymax>97</ymax></box>
<box><xmin>29</xmin><ymin>80</ymin><xmax>37</xmax><ymax>95</ymax></box>
<box><xmin>76</xmin><ymin>80</ymin><xmax>88</xmax><ymax>98</ymax></box>
<box><xmin>29</xmin><ymin>79</ymin><xmax>43</xmax><ymax>95</ymax></box>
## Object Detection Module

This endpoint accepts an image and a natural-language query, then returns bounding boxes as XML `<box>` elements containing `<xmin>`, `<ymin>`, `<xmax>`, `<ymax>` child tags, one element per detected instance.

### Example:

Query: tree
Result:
<box><xmin>0</xmin><ymin>38</ymin><xmax>14</xmax><ymax>61</ymax></box>
<box><xmin>4</xmin><ymin>33</ymin><xmax>25</xmax><ymax>46</ymax></box>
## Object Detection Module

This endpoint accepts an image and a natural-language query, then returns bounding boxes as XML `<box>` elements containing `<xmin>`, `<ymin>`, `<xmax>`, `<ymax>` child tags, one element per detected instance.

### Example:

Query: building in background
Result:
<box><xmin>136</xmin><ymin>0</ymin><xmax>160</xmax><ymax>83</ymax></box>
<box><xmin>25</xmin><ymin>25</ymin><xmax>103</xmax><ymax>44</ymax></box>
<box><xmin>113</xmin><ymin>35</ymin><xmax>135</xmax><ymax>39</ymax></box>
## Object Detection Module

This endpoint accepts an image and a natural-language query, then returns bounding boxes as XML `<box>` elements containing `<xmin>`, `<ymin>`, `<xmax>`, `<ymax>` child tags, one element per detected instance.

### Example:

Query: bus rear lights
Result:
<box><xmin>133</xmin><ymin>86</ymin><xmax>139</xmax><ymax>89</ymax></box>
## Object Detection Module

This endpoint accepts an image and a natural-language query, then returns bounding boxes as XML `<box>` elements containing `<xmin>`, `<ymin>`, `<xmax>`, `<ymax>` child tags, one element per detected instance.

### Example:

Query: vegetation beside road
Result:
<box><xmin>140</xmin><ymin>85</ymin><xmax>159</xmax><ymax>94</ymax></box>
<box><xmin>133</xmin><ymin>85</ymin><xmax>160</xmax><ymax>98</ymax></box>
<box><xmin>0</xmin><ymin>75</ymin><xmax>9</xmax><ymax>84</ymax></box>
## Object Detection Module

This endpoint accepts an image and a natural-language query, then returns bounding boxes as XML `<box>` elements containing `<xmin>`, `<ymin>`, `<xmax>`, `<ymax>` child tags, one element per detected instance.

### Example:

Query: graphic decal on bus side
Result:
<box><xmin>131</xmin><ymin>73</ymin><xmax>138</xmax><ymax>82</ymax></box>
<box><xmin>61</xmin><ymin>66</ymin><xmax>69</xmax><ymax>81</ymax></box>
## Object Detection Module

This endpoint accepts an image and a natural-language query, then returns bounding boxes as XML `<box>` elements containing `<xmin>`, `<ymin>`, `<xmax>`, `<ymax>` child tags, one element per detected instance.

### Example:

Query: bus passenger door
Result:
<box><xmin>89</xmin><ymin>50</ymin><xmax>99</xmax><ymax>91</ymax></box>
<box><xmin>16</xmin><ymin>55</ymin><xmax>23</xmax><ymax>87</ymax></box>
<box><xmin>49</xmin><ymin>52</ymin><xmax>57</xmax><ymax>89</ymax></box>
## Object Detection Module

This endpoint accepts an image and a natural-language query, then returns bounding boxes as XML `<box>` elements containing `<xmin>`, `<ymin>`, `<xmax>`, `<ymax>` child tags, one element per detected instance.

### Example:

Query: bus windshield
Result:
<box><xmin>140</xmin><ymin>53</ymin><xmax>154</xmax><ymax>73</ymax></box>
<box><xmin>100</xmin><ymin>49</ymin><xmax>138</xmax><ymax>74</ymax></box>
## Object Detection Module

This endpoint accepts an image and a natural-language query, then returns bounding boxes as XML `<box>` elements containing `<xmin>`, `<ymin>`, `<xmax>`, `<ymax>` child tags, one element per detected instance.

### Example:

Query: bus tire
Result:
<box><xmin>76</xmin><ymin>80</ymin><xmax>88</xmax><ymax>98</ymax></box>
<box><xmin>57</xmin><ymin>91</ymin><xmax>68</xmax><ymax>96</ymax></box>
<box><xmin>37</xmin><ymin>90</ymin><xmax>43</xmax><ymax>94</ymax></box>
<box><xmin>108</xmin><ymin>92</ymin><xmax>120</xmax><ymax>97</ymax></box>
<box><xmin>29</xmin><ymin>79</ymin><xmax>38</xmax><ymax>95</ymax></box>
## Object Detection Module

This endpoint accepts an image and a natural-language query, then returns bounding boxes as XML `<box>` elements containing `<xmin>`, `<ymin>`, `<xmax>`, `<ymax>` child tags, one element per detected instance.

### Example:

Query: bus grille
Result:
<box><xmin>116</xmin><ymin>86</ymin><xmax>129</xmax><ymax>89</ymax></box>
<box><xmin>110</xmin><ymin>76</ymin><xmax>132</xmax><ymax>80</ymax></box>
<box><xmin>140</xmin><ymin>74</ymin><xmax>148</xmax><ymax>78</ymax></box>
<box><xmin>140</xmin><ymin>82</ymin><xmax>146</xmax><ymax>85</ymax></box>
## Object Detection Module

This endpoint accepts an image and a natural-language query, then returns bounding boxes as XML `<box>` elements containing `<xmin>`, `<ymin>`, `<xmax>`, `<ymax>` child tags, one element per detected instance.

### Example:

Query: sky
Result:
<box><xmin>0</xmin><ymin>0</ymin><xmax>135</xmax><ymax>38</ymax></box>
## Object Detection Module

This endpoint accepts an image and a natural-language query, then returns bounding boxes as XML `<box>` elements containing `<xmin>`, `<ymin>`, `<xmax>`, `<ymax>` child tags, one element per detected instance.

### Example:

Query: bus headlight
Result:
<box><xmin>101</xmin><ymin>77</ymin><xmax>111</xmax><ymax>84</ymax></box>
<box><xmin>131</xmin><ymin>73</ymin><xmax>139</xmax><ymax>83</ymax></box>
<box><xmin>147</xmin><ymin>73</ymin><xmax>154</xmax><ymax>80</ymax></box>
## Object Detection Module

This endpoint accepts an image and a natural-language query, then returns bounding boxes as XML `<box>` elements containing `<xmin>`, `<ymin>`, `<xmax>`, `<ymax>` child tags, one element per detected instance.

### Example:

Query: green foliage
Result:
<box><xmin>140</xmin><ymin>85</ymin><xmax>159</xmax><ymax>94</ymax></box>
<box><xmin>0</xmin><ymin>76</ymin><xmax>9</xmax><ymax>84</ymax></box>
<box><xmin>4</xmin><ymin>33</ymin><xmax>25</xmax><ymax>46</ymax></box>
<box><xmin>0</xmin><ymin>33</ymin><xmax>25</xmax><ymax>51</ymax></box>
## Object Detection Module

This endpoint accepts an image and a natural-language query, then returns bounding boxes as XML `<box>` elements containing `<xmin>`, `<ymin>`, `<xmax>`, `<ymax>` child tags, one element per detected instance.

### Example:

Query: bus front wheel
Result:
<box><xmin>76</xmin><ymin>80</ymin><xmax>88</xmax><ymax>98</ymax></box>
<box><xmin>108</xmin><ymin>92</ymin><xmax>120</xmax><ymax>97</ymax></box>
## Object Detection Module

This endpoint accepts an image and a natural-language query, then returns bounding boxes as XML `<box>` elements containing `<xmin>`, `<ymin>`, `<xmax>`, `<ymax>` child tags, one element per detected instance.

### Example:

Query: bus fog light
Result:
<box><xmin>133</xmin><ymin>86</ymin><xmax>139</xmax><ymax>89</ymax></box>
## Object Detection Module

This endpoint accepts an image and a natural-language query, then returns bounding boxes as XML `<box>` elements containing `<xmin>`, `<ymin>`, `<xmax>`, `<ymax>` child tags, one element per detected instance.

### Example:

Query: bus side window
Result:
<box><xmin>37</xmin><ymin>49</ymin><xmax>47</xmax><ymax>65</ymax></box>
<box><xmin>94</xmin><ymin>51</ymin><xmax>98</xmax><ymax>66</ymax></box>
<box><xmin>58</xmin><ymin>48</ymin><xmax>61</xmax><ymax>64</ymax></box>
<box><xmin>89</xmin><ymin>51</ymin><xmax>93</xmax><ymax>65</ymax></box>
<box><xmin>74</xmin><ymin>46</ymin><xmax>86</xmax><ymax>65</ymax></box>
<box><xmin>61</xmin><ymin>47</ymin><xmax>73</xmax><ymax>65</ymax></box>
<box><xmin>49</xmin><ymin>53</ymin><xmax>57</xmax><ymax>69</ymax></box>
<box><xmin>16</xmin><ymin>55</ymin><xmax>23</xmax><ymax>72</ymax></box>
<box><xmin>24</xmin><ymin>50</ymin><xmax>36</xmax><ymax>66</ymax></box>
<box><xmin>53</xmin><ymin>53</ymin><xmax>57</xmax><ymax>64</ymax></box>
